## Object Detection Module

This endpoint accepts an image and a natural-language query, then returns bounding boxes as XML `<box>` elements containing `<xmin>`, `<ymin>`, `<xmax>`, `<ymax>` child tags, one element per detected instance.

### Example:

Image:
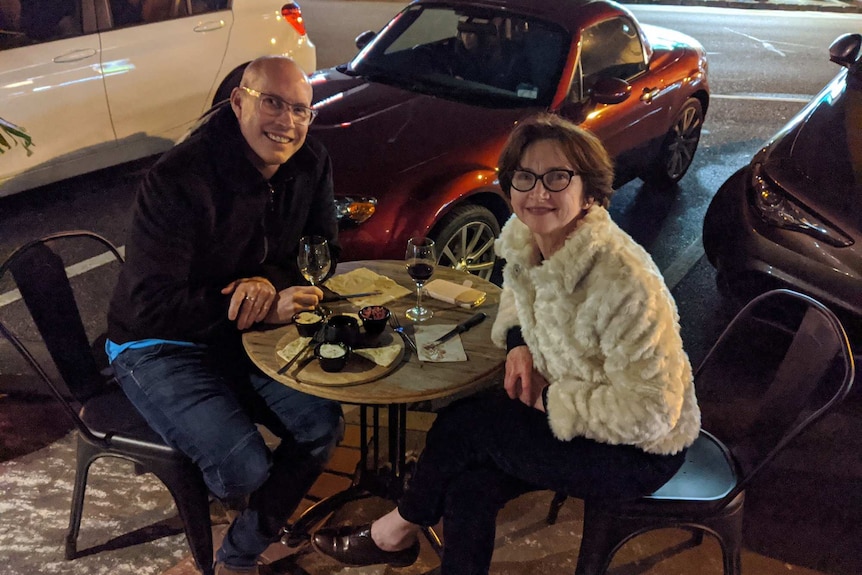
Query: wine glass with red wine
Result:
<box><xmin>405</xmin><ymin>237</ymin><xmax>436</xmax><ymax>321</ymax></box>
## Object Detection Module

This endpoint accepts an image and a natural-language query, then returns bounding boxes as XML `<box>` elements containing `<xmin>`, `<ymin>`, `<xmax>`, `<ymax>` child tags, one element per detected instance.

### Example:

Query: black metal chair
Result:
<box><xmin>0</xmin><ymin>231</ymin><xmax>214</xmax><ymax>575</ymax></box>
<box><xmin>545</xmin><ymin>289</ymin><xmax>856</xmax><ymax>575</ymax></box>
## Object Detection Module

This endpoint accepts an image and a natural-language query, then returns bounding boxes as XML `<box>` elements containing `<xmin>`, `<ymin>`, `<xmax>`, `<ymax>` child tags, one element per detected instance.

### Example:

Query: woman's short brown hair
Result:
<box><xmin>497</xmin><ymin>114</ymin><xmax>614</xmax><ymax>208</ymax></box>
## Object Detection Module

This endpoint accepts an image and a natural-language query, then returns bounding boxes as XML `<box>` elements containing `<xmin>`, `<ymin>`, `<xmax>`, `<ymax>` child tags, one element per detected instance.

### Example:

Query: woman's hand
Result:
<box><xmin>263</xmin><ymin>285</ymin><xmax>324</xmax><ymax>324</ymax></box>
<box><xmin>222</xmin><ymin>277</ymin><xmax>276</xmax><ymax>330</ymax></box>
<box><xmin>504</xmin><ymin>346</ymin><xmax>548</xmax><ymax>408</ymax></box>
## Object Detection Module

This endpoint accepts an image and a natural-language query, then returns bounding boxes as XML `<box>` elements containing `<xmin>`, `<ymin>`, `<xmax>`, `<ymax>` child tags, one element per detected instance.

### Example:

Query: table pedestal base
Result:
<box><xmin>282</xmin><ymin>404</ymin><xmax>442</xmax><ymax>556</ymax></box>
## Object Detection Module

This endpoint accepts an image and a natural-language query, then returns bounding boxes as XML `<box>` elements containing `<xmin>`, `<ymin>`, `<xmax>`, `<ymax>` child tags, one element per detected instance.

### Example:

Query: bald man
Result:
<box><xmin>107</xmin><ymin>56</ymin><xmax>343</xmax><ymax>575</ymax></box>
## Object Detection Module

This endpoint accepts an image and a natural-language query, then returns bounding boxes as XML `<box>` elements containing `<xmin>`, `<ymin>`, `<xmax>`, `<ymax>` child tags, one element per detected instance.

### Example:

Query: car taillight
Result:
<box><xmin>750</xmin><ymin>163</ymin><xmax>853</xmax><ymax>248</ymax></box>
<box><xmin>335</xmin><ymin>197</ymin><xmax>377</xmax><ymax>224</ymax></box>
<box><xmin>281</xmin><ymin>3</ymin><xmax>306</xmax><ymax>36</ymax></box>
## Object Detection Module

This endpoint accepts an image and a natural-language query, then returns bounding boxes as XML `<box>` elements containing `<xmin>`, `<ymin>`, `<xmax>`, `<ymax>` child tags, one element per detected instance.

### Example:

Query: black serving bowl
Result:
<box><xmin>323</xmin><ymin>314</ymin><xmax>360</xmax><ymax>347</ymax></box>
<box><xmin>292</xmin><ymin>310</ymin><xmax>325</xmax><ymax>337</ymax></box>
<box><xmin>359</xmin><ymin>305</ymin><xmax>390</xmax><ymax>339</ymax></box>
<box><xmin>315</xmin><ymin>342</ymin><xmax>350</xmax><ymax>372</ymax></box>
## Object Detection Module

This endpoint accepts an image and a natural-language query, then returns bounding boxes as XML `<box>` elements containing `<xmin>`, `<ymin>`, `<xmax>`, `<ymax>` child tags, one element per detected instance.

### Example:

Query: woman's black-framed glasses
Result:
<box><xmin>509</xmin><ymin>169</ymin><xmax>577</xmax><ymax>192</ymax></box>
<box><xmin>239</xmin><ymin>86</ymin><xmax>318</xmax><ymax>125</ymax></box>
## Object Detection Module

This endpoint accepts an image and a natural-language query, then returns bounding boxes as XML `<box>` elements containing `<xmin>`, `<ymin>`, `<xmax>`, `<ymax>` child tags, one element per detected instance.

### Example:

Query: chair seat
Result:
<box><xmin>649</xmin><ymin>432</ymin><xmax>737</xmax><ymax>501</ymax></box>
<box><xmin>79</xmin><ymin>387</ymin><xmax>169</xmax><ymax>446</ymax></box>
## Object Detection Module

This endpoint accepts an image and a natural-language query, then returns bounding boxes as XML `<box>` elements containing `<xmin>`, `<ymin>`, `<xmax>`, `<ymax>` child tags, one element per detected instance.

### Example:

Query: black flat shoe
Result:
<box><xmin>311</xmin><ymin>523</ymin><xmax>420</xmax><ymax>567</ymax></box>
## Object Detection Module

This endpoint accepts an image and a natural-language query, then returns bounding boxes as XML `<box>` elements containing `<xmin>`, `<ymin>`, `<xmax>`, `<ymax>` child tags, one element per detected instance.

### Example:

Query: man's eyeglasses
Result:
<box><xmin>239</xmin><ymin>86</ymin><xmax>318</xmax><ymax>126</ymax></box>
<box><xmin>509</xmin><ymin>169</ymin><xmax>577</xmax><ymax>192</ymax></box>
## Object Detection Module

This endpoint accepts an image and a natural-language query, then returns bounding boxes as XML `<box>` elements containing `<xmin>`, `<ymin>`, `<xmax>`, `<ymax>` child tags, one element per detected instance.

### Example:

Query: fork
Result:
<box><xmin>389</xmin><ymin>312</ymin><xmax>418</xmax><ymax>355</ymax></box>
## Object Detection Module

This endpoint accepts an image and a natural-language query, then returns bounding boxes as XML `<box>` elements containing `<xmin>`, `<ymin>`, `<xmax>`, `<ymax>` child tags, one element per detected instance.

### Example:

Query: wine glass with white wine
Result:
<box><xmin>297</xmin><ymin>235</ymin><xmax>332</xmax><ymax>315</ymax></box>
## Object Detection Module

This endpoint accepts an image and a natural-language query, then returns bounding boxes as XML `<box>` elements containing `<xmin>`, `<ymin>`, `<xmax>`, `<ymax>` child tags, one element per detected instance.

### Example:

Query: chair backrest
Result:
<box><xmin>0</xmin><ymin>231</ymin><xmax>124</xmax><ymax>438</ymax></box>
<box><xmin>694</xmin><ymin>289</ymin><xmax>855</xmax><ymax>504</ymax></box>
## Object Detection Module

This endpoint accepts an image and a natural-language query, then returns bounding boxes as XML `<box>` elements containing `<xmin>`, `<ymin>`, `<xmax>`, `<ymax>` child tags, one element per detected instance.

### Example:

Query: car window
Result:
<box><xmin>108</xmin><ymin>0</ymin><xmax>224</xmax><ymax>29</ymax></box>
<box><xmin>350</xmin><ymin>5</ymin><xmax>568</xmax><ymax>108</ymax></box>
<box><xmin>578</xmin><ymin>17</ymin><xmax>646</xmax><ymax>94</ymax></box>
<box><xmin>0</xmin><ymin>0</ymin><xmax>84</xmax><ymax>49</ymax></box>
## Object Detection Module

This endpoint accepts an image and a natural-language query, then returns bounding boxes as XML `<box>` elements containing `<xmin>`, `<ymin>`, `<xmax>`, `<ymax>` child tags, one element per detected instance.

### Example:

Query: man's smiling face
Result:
<box><xmin>231</xmin><ymin>57</ymin><xmax>313</xmax><ymax>179</ymax></box>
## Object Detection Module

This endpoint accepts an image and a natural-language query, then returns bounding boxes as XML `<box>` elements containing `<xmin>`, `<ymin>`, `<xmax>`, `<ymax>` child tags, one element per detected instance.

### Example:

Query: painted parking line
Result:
<box><xmin>663</xmin><ymin>237</ymin><xmax>706</xmax><ymax>290</ymax></box>
<box><xmin>712</xmin><ymin>93</ymin><xmax>812</xmax><ymax>103</ymax></box>
<box><xmin>0</xmin><ymin>246</ymin><xmax>125</xmax><ymax>309</ymax></box>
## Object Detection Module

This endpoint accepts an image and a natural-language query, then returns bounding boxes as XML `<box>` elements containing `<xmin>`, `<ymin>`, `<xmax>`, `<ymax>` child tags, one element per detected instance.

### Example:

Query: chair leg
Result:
<box><xmin>65</xmin><ymin>436</ymin><xmax>100</xmax><ymax>559</ymax></box>
<box><xmin>703</xmin><ymin>500</ymin><xmax>744</xmax><ymax>575</ymax></box>
<box><xmin>148</xmin><ymin>457</ymin><xmax>215</xmax><ymax>575</ymax></box>
<box><xmin>547</xmin><ymin>491</ymin><xmax>568</xmax><ymax>525</ymax></box>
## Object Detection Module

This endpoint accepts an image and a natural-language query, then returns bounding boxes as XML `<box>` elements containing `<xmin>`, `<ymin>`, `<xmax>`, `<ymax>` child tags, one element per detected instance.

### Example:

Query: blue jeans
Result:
<box><xmin>112</xmin><ymin>342</ymin><xmax>343</xmax><ymax>568</ymax></box>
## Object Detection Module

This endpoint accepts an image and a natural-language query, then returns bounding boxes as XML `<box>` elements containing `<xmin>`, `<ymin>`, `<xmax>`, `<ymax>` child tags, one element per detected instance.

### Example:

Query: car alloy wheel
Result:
<box><xmin>646</xmin><ymin>97</ymin><xmax>704</xmax><ymax>186</ymax></box>
<box><xmin>433</xmin><ymin>205</ymin><xmax>500</xmax><ymax>281</ymax></box>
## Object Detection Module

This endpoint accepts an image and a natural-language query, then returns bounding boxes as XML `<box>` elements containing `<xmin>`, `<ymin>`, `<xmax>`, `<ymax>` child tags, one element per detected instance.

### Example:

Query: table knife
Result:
<box><xmin>324</xmin><ymin>290</ymin><xmax>383</xmax><ymax>301</ymax></box>
<box><xmin>423</xmin><ymin>312</ymin><xmax>487</xmax><ymax>350</ymax></box>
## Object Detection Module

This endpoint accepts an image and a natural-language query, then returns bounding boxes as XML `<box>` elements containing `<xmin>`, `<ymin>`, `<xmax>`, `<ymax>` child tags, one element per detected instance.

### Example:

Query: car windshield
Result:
<box><xmin>345</xmin><ymin>5</ymin><xmax>569</xmax><ymax>108</ymax></box>
<box><xmin>785</xmin><ymin>73</ymin><xmax>862</xmax><ymax>214</ymax></box>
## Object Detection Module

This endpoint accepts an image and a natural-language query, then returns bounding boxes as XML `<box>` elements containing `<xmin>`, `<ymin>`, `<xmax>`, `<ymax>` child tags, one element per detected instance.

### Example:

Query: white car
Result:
<box><xmin>0</xmin><ymin>0</ymin><xmax>316</xmax><ymax>197</ymax></box>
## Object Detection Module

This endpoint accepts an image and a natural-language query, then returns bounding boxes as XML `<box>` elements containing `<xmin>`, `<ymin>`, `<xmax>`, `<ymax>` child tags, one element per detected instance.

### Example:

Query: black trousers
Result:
<box><xmin>397</xmin><ymin>387</ymin><xmax>685</xmax><ymax>575</ymax></box>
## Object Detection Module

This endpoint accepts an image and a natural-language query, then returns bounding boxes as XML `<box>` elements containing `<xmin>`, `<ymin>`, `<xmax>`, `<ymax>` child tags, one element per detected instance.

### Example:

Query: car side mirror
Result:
<box><xmin>590</xmin><ymin>77</ymin><xmax>631</xmax><ymax>105</ymax></box>
<box><xmin>355</xmin><ymin>30</ymin><xmax>377</xmax><ymax>51</ymax></box>
<box><xmin>828</xmin><ymin>33</ymin><xmax>861</xmax><ymax>68</ymax></box>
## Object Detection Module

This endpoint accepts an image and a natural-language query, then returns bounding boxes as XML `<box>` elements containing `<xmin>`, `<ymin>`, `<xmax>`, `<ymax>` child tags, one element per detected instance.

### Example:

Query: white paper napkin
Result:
<box><xmin>325</xmin><ymin>268</ymin><xmax>413</xmax><ymax>307</ymax></box>
<box><xmin>415</xmin><ymin>324</ymin><xmax>468</xmax><ymax>362</ymax></box>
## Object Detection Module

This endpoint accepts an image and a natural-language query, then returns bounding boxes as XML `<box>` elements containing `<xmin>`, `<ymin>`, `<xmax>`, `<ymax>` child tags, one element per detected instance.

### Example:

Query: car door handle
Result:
<box><xmin>640</xmin><ymin>87</ymin><xmax>660</xmax><ymax>103</ymax></box>
<box><xmin>194</xmin><ymin>20</ymin><xmax>226</xmax><ymax>33</ymax></box>
<box><xmin>53</xmin><ymin>49</ymin><xmax>97</xmax><ymax>64</ymax></box>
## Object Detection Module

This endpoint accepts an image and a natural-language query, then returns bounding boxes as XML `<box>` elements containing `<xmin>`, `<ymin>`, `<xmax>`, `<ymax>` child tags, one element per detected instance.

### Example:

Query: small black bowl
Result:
<box><xmin>315</xmin><ymin>342</ymin><xmax>350</xmax><ymax>372</ymax></box>
<box><xmin>323</xmin><ymin>314</ymin><xmax>360</xmax><ymax>347</ymax></box>
<box><xmin>293</xmin><ymin>310</ymin><xmax>325</xmax><ymax>337</ymax></box>
<box><xmin>359</xmin><ymin>305</ymin><xmax>391</xmax><ymax>339</ymax></box>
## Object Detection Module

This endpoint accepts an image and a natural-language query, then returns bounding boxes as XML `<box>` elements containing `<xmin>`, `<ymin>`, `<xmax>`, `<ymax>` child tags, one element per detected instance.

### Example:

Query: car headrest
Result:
<box><xmin>457</xmin><ymin>21</ymin><xmax>496</xmax><ymax>36</ymax></box>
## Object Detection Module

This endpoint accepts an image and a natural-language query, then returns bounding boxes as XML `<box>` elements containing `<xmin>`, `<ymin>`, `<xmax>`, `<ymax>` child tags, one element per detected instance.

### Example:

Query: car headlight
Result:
<box><xmin>750</xmin><ymin>163</ymin><xmax>853</xmax><ymax>248</ymax></box>
<box><xmin>335</xmin><ymin>196</ymin><xmax>377</xmax><ymax>225</ymax></box>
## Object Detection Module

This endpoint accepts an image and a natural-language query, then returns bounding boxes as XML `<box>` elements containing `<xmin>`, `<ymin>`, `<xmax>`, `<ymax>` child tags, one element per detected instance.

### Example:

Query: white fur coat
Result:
<box><xmin>491</xmin><ymin>207</ymin><xmax>700</xmax><ymax>455</ymax></box>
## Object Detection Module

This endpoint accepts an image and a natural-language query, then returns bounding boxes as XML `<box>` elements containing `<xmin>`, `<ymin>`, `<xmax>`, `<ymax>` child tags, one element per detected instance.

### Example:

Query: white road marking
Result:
<box><xmin>0</xmin><ymin>246</ymin><xmax>125</xmax><ymax>308</ymax></box>
<box><xmin>712</xmin><ymin>93</ymin><xmax>812</xmax><ymax>103</ymax></box>
<box><xmin>663</xmin><ymin>237</ymin><xmax>706</xmax><ymax>290</ymax></box>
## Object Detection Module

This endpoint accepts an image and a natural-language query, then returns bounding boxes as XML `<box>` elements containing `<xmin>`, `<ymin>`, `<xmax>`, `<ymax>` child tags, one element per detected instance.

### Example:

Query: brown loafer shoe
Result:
<box><xmin>213</xmin><ymin>561</ymin><xmax>259</xmax><ymax>575</ymax></box>
<box><xmin>311</xmin><ymin>523</ymin><xmax>420</xmax><ymax>567</ymax></box>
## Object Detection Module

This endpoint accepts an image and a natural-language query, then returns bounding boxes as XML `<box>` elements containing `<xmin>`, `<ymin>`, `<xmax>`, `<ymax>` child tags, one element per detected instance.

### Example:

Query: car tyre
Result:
<box><xmin>432</xmin><ymin>204</ymin><xmax>500</xmax><ymax>281</ymax></box>
<box><xmin>213</xmin><ymin>65</ymin><xmax>248</xmax><ymax>107</ymax></box>
<box><xmin>644</xmin><ymin>97</ymin><xmax>704</xmax><ymax>187</ymax></box>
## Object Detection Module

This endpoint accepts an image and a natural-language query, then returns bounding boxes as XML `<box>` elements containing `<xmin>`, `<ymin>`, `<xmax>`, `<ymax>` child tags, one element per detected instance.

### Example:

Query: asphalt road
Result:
<box><xmin>1</xmin><ymin>5</ymin><xmax>860</xmax><ymax>382</ymax></box>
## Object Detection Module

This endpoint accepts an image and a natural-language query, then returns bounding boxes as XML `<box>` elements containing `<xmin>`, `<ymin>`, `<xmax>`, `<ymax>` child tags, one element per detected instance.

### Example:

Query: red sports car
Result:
<box><xmin>309</xmin><ymin>0</ymin><xmax>709</xmax><ymax>279</ymax></box>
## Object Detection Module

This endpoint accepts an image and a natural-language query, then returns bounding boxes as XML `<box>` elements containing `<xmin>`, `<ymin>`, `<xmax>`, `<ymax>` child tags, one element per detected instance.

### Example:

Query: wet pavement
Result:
<box><xmin>1</xmin><ymin>1</ymin><xmax>860</xmax><ymax>574</ymax></box>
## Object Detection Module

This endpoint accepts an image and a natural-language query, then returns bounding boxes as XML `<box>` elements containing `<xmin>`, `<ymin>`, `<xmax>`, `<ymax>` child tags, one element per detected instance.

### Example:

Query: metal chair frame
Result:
<box><xmin>546</xmin><ymin>289</ymin><xmax>856</xmax><ymax>575</ymax></box>
<box><xmin>0</xmin><ymin>230</ymin><xmax>214</xmax><ymax>575</ymax></box>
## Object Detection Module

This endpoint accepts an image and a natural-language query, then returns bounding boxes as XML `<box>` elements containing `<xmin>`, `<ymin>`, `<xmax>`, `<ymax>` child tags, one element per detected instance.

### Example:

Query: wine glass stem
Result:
<box><xmin>416</xmin><ymin>281</ymin><xmax>424</xmax><ymax>310</ymax></box>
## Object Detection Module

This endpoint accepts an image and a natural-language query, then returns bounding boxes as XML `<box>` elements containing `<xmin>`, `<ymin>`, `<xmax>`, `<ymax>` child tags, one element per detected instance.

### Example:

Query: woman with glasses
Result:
<box><xmin>312</xmin><ymin>114</ymin><xmax>700</xmax><ymax>575</ymax></box>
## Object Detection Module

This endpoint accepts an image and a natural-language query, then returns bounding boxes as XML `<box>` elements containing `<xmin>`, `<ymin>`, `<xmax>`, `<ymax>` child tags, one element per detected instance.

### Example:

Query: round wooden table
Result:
<box><xmin>242</xmin><ymin>260</ymin><xmax>506</xmax><ymax>544</ymax></box>
<box><xmin>242</xmin><ymin>260</ymin><xmax>505</xmax><ymax>404</ymax></box>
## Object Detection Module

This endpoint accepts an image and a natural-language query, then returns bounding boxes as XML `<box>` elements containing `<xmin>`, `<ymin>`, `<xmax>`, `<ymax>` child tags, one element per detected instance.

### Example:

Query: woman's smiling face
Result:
<box><xmin>510</xmin><ymin>139</ymin><xmax>589</xmax><ymax>248</ymax></box>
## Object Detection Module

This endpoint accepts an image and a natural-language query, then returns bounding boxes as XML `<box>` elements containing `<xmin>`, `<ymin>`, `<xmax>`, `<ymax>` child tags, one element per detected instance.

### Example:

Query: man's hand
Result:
<box><xmin>263</xmin><ymin>285</ymin><xmax>324</xmax><ymax>324</ymax></box>
<box><xmin>222</xmin><ymin>277</ymin><xmax>276</xmax><ymax>330</ymax></box>
<box><xmin>504</xmin><ymin>346</ymin><xmax>547</xmax><ymax>408</ymax></box>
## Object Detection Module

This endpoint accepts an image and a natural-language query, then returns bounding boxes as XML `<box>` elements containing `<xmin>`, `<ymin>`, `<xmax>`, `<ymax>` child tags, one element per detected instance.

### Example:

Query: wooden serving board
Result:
<box><xmin>275</xmin><ymin>327</ymin><xmax>405</xmax><ymax>387</ymax></box>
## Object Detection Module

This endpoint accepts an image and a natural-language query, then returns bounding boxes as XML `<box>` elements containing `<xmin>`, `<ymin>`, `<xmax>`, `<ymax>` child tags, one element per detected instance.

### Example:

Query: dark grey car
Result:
<box><xmin>703</xmin><ymin>33</ymin><xmax>862</xmax><ymax>322</ymax></box>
